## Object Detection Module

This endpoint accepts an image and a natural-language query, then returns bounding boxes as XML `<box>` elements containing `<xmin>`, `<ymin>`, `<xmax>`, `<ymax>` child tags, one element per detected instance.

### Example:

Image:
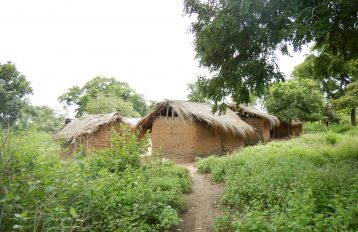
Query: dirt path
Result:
<box><xmin>176</xmin><ymin>163</ymin><xmax>224</xmax><ymax>232</ymax></box>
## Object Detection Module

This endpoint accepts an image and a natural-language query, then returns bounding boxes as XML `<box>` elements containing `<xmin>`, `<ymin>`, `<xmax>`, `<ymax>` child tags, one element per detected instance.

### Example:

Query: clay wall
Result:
<box><xmin>151</xmin><ymin>117</ymin><xmax>244</xmax><ymax>163</ymax></box>
<box><xmin>272</xmin><ymin>123</ymin><xmax>290</xmax><ymax>138</ymax></box>
<box><xmin>60</xmin><ymin>122</ymin><xmax>120</xmax><ymax>158</ymax></box>
<box><xmin>151</xmin><ymin>117</ymin><xmax>222</xmax><ymax>163</ymax></box>
<box><xmin>291</xmin><ymin>124</ymin><xmax>303</xmax><ymax>136</ymax></box>
<box><xmin>242</xmin><ymin>117</ymin><xmax>270</xmax><ymax>144</ymax></box>
<box><xmin>221</xmin><ymin>133</ymin><xmax>245</xmax><ymax>153</ymax></box>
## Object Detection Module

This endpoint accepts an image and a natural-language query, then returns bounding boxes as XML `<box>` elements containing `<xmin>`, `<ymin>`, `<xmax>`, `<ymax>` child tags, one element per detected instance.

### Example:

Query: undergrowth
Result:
<box><xmin>0</xmin><ymin>126</ymin><xmax>191</xmax><ymax>231</ymax></box>
<box><xmin>197</xmin><ymin>129</ymin><xmax>358</xmax><ymax>231</ymax></box>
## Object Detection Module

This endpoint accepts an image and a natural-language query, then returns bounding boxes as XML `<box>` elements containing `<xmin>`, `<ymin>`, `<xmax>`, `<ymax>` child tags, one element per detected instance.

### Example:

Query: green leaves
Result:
<box><xmin>0</xmin><ymin>128</ymin><xmax>190</xmax><ymax>231</ymax></box>
<box><xmin>0</xmin><ymin>61</ymin><xmax>32</xmax><ymax>126</ymax></box>
<box><xmin>184</xmin><ymin>0</ymin><xmax>357</xmax><ymax>107</ymax></box>
<box><xmin>58</xmin><ymin>76</ymin><xmax>149</xmax><ymax>117</ymax></box>
<box><xmin>265</xmin><ymin>79</ymin><xmax>324</xmax><ymax>123</ymax></box>
<box><xmin>197</xmin><ymin>131</ymin><xmax>358</xmax><ymax>231</ymax></box>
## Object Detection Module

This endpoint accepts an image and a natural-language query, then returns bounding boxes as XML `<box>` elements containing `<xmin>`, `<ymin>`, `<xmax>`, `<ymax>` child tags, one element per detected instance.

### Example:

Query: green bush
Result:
<box><xmin>325</xmin><ymin>131</ymin><xmax>338</xmax><ymax>145</ymax></box>
<box><xmin>0</xmin><ymin>126</ymin><xmax>191</xmax><ymax>231</ymax></box>
<box><xmin>197</xmin><ymin>132</ymin><xmax>358</xmax><ymax>231</ymax></box>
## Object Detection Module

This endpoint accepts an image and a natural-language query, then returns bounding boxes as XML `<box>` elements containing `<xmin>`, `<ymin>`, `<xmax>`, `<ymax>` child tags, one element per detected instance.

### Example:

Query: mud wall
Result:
<box><xmin>151</xmin><ymin>117</ymin><xmax>222</xmax><ymax>163</ymax></box>
<box><xmin>242</xmin><ymin>117</ymin><xmax>270</xmax><ymax>144</ymax></box>
<box><xmin>291</xmin><ymin>124</ymin><xmax>303</xmax><ymax>136</ymax></box>
<box><xmin>262</xmin><ymin>120</ymin><xmax>271</xmax><ymax>143</ymax></box>
<box><xmin>60</xmin><ymin>122</ymin><xmax>121</xmax><ymax>158</ymax></box>
<box><xmin>221</xmin><ymin>133</ymin><xmax>245</xmax><ymax>153</ymax></box>
<box><xmin>272</xmin><ymin>123</ymin><xmax>290</xmax><ymax>138</ymax></box>
<box><xmin>151</xmin><ymin>117</ymin><xmax>244</xmax><ymax>163</ymax></box>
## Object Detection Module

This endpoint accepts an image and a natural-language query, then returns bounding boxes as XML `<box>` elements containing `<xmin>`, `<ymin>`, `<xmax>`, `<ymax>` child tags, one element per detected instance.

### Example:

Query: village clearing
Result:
<box><xmin>177</xmin><ymin>163</ymin><xmax>224</xmax><ymax>232</ymax></box>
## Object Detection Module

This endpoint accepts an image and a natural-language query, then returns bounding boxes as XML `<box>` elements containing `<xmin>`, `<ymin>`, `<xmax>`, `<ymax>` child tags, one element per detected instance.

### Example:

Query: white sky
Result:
<box><xmin>0</xmin><ymin>0</ymin><xmax>309</xmax><ymax>113</ymax></box>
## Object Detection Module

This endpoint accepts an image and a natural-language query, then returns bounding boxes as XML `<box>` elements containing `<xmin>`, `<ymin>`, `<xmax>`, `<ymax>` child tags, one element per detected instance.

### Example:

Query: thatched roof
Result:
<box><xmin>54</xmin><ymin>112</ymin><xmax>124</xmax><ymax>144</ymax></box>
<box><xmin>229</xmin><ymin>103</ymin><xmax>280</xmax><ymax>129</ymax></box>
<box><xmin>135</xmin><ymin>100</ymin><xmax>255</xmax><ymax>138</ymax></box>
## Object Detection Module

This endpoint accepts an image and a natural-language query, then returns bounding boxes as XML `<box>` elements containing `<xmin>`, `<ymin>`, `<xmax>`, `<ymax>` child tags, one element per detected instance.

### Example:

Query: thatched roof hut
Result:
<box><xmin>54</xmin><ymin>112</ymin><xmax>127</xmax><ymax>157</ymax></box>
<box><xmin>136</xmin><ymin>100</ymin><xmax>255</xmax><ymax>163</ymax></box>
<box><xmin>229</xmin><ymin>103</ymin><xmax>280</xmax><ymax>144</ymax></box>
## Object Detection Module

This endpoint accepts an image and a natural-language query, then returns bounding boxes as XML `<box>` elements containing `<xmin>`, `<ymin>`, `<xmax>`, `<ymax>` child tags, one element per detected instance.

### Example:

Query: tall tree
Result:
<box><xmin>292</xmin><ymin>48</ymin><xmax>358</xmax><ymax>125</ymax></box>
<box><xmin>0</xmin><ymin>62</ymin><xmax>32</xmax><ymax>126</ymax></box>
<box><xmin>58</xmin><ymin>76</ymin><xmax>148</xmax><ymax>117</ymax></box>
<box><xmin>265</xmin><ymin>79</ymin><xmax>324</xmax><ymax>123</ymax></box>
<box><xmin>184</xmin><ymin>0</ymin><xmax>357</xmax><ymax>110</ymax></box>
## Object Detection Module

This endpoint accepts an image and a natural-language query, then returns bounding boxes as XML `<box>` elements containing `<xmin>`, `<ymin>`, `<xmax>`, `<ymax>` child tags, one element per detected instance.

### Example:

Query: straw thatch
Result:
<box><xmin>54</xmin><ymin>112</ymin><xmax>124</xmax><ymax>144</ymax></box>
<box><xmin>229</xmin><ymin>103</ymin><xmax>280</xmax><ymax>129</ymax></box>
<box><xmin>136</xmin><ymin>100</ymin><xmax>255</xmax><ymax>138</ymax></box>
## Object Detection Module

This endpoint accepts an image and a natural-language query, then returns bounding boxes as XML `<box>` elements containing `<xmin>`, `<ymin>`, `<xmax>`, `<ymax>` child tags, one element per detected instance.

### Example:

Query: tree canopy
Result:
<box><xmin>0</xmin><ymin>62</ymin><xmax>33</xmax><ymax>126</ymax></box>
<box><xmin>58</xmin><ymin>76</ymin><xmax>148</xmax><ymax>117</ymax></box>
<box><xmin>265</xmin><ymin>79</ymin><xmax>324</xmax><ymax>123</ymax></box>
<box><xmin>332</xmin><ymin>81</ymin><xmax>358</xmax><ymax>126</ymax></box>
<box><xmin>292</xmin><ymin>47</ymin><xmax>358</xmax><ymax>125</ymax></box>
<box><xmin>187</xmin><ymin>80</ymin><xmax>209</xmax><ymax>103</ymax></box>
<box><xmin>16</xmin><ymin>105</ymin><xmax>64</xmax><ymax>133</ymax></box>
<box><xmin>184</xmin><ymin>0</ymin><xmax>357</xmax><ymax>108</ymax></box>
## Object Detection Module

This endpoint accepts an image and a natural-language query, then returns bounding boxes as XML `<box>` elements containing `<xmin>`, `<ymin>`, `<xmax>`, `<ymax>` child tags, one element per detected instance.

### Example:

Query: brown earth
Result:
<box><xmin>176</xmin><ymin>163</ymin><xmax>224</xmax><ymax>232</ymax></box>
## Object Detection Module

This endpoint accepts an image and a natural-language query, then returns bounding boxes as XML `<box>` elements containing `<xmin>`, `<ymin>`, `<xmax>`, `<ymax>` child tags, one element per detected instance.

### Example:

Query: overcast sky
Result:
<box><xmin>1</xmin><ymin>0</ymin><xmax>309</xmax><ymax>113</ymax></box>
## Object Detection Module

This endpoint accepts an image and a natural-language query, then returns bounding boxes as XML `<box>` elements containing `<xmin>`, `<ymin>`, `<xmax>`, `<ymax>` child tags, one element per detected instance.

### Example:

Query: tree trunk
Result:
<box><xmin>351</xmin><ymin>108</ymin><xmax>357</xmax><ymax>126</ymax></box>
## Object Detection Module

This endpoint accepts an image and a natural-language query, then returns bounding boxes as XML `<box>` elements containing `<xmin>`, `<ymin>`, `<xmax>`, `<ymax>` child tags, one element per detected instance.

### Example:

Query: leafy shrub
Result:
<box><xmin>197</xmin><ymin>132</ymin><xmax>358</xmax><ymax>231</ymax></box>
<box><xmin>0</xmin><ymin>126</ymin><xmax>191</xmax><ymax>231</ymax></box>
<box><xmin>325</xmin><ymin>131</ymin><xmax>338</xmax><ymax>145</ymax></box>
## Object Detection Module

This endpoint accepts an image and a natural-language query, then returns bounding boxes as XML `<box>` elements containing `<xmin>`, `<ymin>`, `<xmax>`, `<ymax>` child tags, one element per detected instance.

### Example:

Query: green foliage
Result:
<box><xmin>58</xmin><ymin>76</ymin><xmax>148</xmax><ymax>117</ymax></box>
<box><xmin>332</xmin><ymin>81</ymin><xmax>358</xmax><ymax>112</ymax></box>
<box><xmin>183</xmin><ymin>0</ymin><xmax>357</xmax><ymax>107</ymax></box>
<box><xmin>265</xmin><ymin>79</ymin><xmax>324</xmax><ymax>123</ymax></box>
<box><xmin>15</xmin><ymin>105</ymin><xmax>64</xmax><ymax>133</ymax></box>
<box><xmin>292</xmin><ymin>49</ymin><xmax>358</xmax><ymax>125</ymax></box>
<box><xmin>0</xmin><ymin>62</ymin><xmax>33</xmax><ymax>126</ymax></box>
<box><xmin>187</xmin><ymin>79</ymin><xmax>209</xmax><ymax>103</ymax></box>
<box><xmin>197</xmin><ymin>132</ymin><xmax>358</xmax><ymax>231</ymax></box>
<box><xmin>0</xmin><ymin>127</ymin><xmax>191</xmax><ymax>231</ymax></box>
<box><xmin>325</xmin><ymin>131</ymin><xmax>338</xmax><ymax>145</ymax></box>
<box><xmin>85</xmin><ymin>94</ymin><xmax>140</xmax><ymax>117</ymax></box>
<box><xmin>304</xmin><ymin>121</ymin><xmax>356</xmax><ymax>134</ymax></box>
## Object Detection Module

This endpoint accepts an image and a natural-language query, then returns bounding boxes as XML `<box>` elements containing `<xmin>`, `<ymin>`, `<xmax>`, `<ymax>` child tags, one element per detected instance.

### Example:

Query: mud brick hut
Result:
<box><xmin>272</xmin><ymin>120</ymin><xmax>303</xmax><ymax>138</ymax></box>
<box><xmin>135</xmin><ymin>100</ymin><xmax>255</xmax><ymax>163</ymax></box>
<box><xmin>54</xmin><ymin>112</ymin><xmax>128</xmax><ymax>158</ymax></box>
<box><xmin>229</xmin><ymin>104</ymin><xmax>280</xmax><ymax>145</ymax></box>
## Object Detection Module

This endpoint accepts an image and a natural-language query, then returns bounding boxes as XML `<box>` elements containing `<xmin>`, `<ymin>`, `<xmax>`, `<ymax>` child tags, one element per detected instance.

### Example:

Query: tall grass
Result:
<box><xmin>197</xmin><ymin>131</ymin><xmax>358</xmax><ymax>231</ymax></box>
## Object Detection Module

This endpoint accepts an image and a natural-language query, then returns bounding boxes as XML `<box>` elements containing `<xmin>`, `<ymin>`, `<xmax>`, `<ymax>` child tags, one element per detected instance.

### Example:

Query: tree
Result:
<box><xmin>0</xmin><ymin>62</ymin><xmax>32</xmax><ymax>126</ymax></box>
<box><xmin>292</xmin><ymin>48</ymin><xmax>358</xmax><ymax>125</ymax></box>
<box><xmin>187</xmin><ymin>79</ymin><xmax>209</xmax><ymax>103</ymax></box>
<box><xmin>265</xmin><ymin>79</ymin><xmax>324</xmax><ymax>123</ymax></box>
<box><xmin>183</xmin><ymin>0</ymin><xmax>357</xmax><ymax>109</ymax></box>
<box><xmin>85</xmin><ymin>94</ymin><xmax>140</xmax><ymax>117</ymax></box>
<box><xmin>332</xmin><ymin>81</ymin><xmax>358</xmax><ymax>126</ymax></box>
<box><xmin>16</xmin><ymin>105</ymin><xmax>65</xmax><ymax>133</ymax></box>
<box><xmin>58</xmin><ymin>76</ymin><xmax>148</xmax><ymax>117</ymax></box>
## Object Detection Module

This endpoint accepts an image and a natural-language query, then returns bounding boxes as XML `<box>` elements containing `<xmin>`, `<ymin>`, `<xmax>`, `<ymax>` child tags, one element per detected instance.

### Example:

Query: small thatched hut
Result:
<box><xmin>229</xmin><ymin>104</ymin><xmax>280</xmax><ymax>145</ymax></box>
<box><xmin>272</xmin><ymin>120</ymin><xmax>303</xmax><ymax>138</ymax></box>
<box><xmin>54</xmin><ymin>112</ymin><xmax>127</xmax><ymax>158</ymax></box>
<box><xmin>135</xmin><ymin>100</ymin><xmax>255</xmax><ymax>163</ymax></box>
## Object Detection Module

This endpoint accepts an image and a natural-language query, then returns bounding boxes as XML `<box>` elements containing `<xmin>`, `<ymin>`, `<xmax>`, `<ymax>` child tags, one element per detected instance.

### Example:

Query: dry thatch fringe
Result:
<box><xmin>53</xmin><ymin>112</ymin><xmax>124</xmax><ymax>144</ymax></box>
<box><xmin>229</xmin><ymin>103</ymin><xmax>280</xmax><ymax>129</ymax></box>
<box><xmin>135</xmin><ymin>100</ymin><xmax>255</xmax><ymax>139</ymax></box>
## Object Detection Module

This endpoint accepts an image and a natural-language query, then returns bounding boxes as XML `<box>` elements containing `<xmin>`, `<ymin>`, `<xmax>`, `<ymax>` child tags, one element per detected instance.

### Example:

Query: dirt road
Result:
<box><xmin>176</xmin><ymin>163</ymin><xmax>224</xmax><ymax>232</ymax></box>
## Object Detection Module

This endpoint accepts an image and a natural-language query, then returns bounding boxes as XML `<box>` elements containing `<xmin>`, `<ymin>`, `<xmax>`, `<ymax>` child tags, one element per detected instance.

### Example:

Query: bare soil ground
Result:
<box><xmin>176</xmin><ymin>163</ymin><xmax>224</xmax><ymax>232</ymax></box>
